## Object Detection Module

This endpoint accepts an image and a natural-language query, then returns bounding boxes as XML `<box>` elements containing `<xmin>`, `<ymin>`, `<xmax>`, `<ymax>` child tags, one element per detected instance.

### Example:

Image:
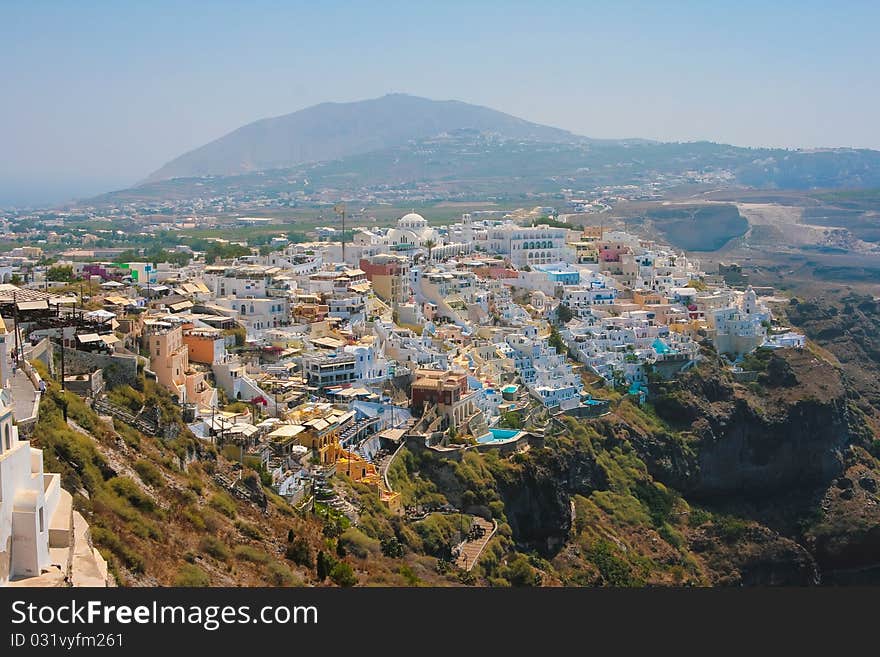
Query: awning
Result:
<box><xmin>17</xmin><ymin>300</ymin><xmax>49</xmax><ymax>311</ymax></box>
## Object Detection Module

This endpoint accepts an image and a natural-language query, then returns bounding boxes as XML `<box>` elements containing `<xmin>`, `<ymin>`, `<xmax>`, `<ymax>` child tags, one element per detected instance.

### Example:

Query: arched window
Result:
<box><xmin>240</xmin><ymin>304</ymin><xmax>246</xmax><ymax>315</ymax></box>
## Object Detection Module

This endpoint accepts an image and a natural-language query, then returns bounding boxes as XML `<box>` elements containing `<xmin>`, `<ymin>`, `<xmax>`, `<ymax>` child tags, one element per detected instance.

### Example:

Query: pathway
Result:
<box><xmin>454</xmin><ymin>516</ymin><xmax>496</xmax><ymax>571</ymax></box>
<box><xmin>11</xmin><ymin>367</ymin><xmax>39</xmax><ymax>423</ymax></box>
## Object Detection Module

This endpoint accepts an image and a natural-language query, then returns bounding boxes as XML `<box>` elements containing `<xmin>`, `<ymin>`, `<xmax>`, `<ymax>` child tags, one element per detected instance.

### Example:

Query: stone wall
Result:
<box><xmin>62</xmin><ymin>347</ymin><xmax>137</xmax><ymax>389</ymax></box>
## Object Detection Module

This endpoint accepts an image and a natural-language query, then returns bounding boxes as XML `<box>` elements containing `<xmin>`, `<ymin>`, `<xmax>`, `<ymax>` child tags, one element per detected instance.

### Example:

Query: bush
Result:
<box><xmin>134</xmin><ymin>459</ymin><xmax>164</xmax><ymax>488</ymax></box>
<box><xmin>338</xmin><ymin>527</ymin><xmax>380</xmax><ymax>559</ymax></box>
<box><xmin>107</xmin><ymin>385</ymin><xmax>144</xmax><ymax>414</ymax></box>
<box><xmin>235</xmin><ymin>520</ymin><xmax>264</xmax><ymax>540</ymax></box>
<box><xmin>209</xmin><ymin>492</ymin><xmax>237</xmax><ymax>518</ymax></box>
<box><xmin>586</xmin><ymin>540</ymin><xmax>642</xmax><ymax>587</ymax></box>
<box><xmin>266</xmin><ymin>561</ymin><xmax>301</xmax><ymax>586</ymax></box>
<box><xmin>329</xmin><ymin>561</ymin><xmax>357</xmax><ymax>587</ymax></box>
<box><xmin>174</xmin><ymin>564</ymin><xmax>210</xmax><ymax>587</ymax></box>
<box><xmin>234</xmin><ymin>545</ymin><xmax>269</xmax><ymax>563</ymax></box>
<box><xmin>502</xmin><ymin>554</ymin><xmax>537</xmax><ymax>587</ymax></box>
<box><xmin>200</xmin><ymin>536</ymin><xmax>230</xmax><ymax>561</ymax></box>
<box><xmin>108</xmin><ymin>477</ymin><xmax>157</xmax><ymax>513</ymax></box>
<box><xmin>714</xmin><ymin>515</ymin><xmax>749</xmax><ymax>543</ymax></box>
<box><xmin>380</xmin><ymin>537</ymin><xmax>405</xmax><ymax>558</ymax></box>
<box><xmin>285</xmin><ymin>538</ymin><xmax>313</xmax><ymax>568</ymax></box>
<box><xmin>182</xmin><ymin>508</ymin><xmax>206</xmax><ymax>531</ymax></box>
<box><xmin>316</xmin><ymin>550</ymin><xmax>335</xmax><ymax>581</ymax></box>
<box><xmin>414</xmin><ymin>514</ymin><xmax>472</xmax><ymax>558</ymax></box>
<box><xmin>90</xmin><ymin>526</ymin><xmax>145</xmax><ymax>574</ymax></box>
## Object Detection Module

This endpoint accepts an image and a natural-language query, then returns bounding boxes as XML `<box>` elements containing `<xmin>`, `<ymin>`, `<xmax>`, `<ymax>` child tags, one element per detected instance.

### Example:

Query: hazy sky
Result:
<box><xmin>2</xmin><ymin>0</ymin><xmax>879</xmax><ymax>205</ymax></box>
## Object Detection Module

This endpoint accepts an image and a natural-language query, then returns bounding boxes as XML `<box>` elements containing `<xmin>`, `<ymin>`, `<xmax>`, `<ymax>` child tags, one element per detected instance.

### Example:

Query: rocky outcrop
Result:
<box><xmin>691</xmin><ymin>524</ymin><xmax>819</xmax><ymax>585</ymax></box>
<box><xmin>646</xmin><ymin>349</ymin><xmax>852</xmax><ymax>499</ymax></box>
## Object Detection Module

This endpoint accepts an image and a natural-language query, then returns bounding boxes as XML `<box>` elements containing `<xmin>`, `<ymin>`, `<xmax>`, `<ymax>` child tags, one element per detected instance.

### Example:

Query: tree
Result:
<box><xmin>47</xmin><ymin>265</ymin><xmax>76</xmax><ymax>282</ymax></box>
<box><xmin>498</xmin><ymin>411</ymin><xmax>522</xmax><ymax>429</ymax></box>
<box><xmin>205</xmin><ymin>242</ymin><xmax>250</xmax><ymax>264</ymax></box>
<box><xmin>316</xmin><ymin>550</ymin><xmax>334</xmax><ymax>581</ymax></box>
<box><xmin>329</xmin><ymin>561</ymin><xmax>357</xmax><ymax>587</ymax></box>
<box><xmin>548</xmin><ymin>325</ymin><xmax>566</xmax><ymax>355</ymax></box>
<box><xmin>557</xmin><ymin>302</ymin><xmax>573</xmax><ymax>324</ymax></box>
<box><xmin>422</xmin><ymin>239</ymin><xmax>436</xmax><ymax>262</ymax></box>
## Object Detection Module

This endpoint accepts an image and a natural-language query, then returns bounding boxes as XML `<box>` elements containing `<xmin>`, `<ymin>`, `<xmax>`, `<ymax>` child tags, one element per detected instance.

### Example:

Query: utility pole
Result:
<box><xmin>12</xmin><ymin>291</ymin><xmax>19</xmax><ymax>369</ymax></box>
<box><xmin>59</xmin><ymin>332</ymin><xmax>65</xmax><ymax>391</ymax></box>
<box><xmin>334</xmin><ymin>203</ymin><xmax>346</xmax><ymax>265</ymax></box>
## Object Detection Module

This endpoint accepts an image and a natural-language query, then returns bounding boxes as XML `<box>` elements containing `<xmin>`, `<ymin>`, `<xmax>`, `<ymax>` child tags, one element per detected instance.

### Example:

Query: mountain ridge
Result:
<box><xmin>144</xmin><ymin>93</ymin><xmax>585</xmax><ymax>183</ymax></box>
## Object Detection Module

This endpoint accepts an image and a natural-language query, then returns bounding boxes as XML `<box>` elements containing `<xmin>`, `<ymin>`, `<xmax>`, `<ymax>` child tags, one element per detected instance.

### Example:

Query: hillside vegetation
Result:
<box><xmin>29</xmin><ymin>339</ymin><xmax>880</xmax><ymax>586</ymax></box>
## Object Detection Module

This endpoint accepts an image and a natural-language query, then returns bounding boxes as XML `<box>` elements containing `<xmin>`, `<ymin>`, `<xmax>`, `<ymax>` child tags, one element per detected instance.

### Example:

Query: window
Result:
<box><xmin>4</xmin><ymin>424</ymin><xmax>10</xmax><ymax>450</ymax></box>
<box><xmin>39</xmin><ymin>507</ymin><xmax>44</xmax><ymax>533</ymax></box>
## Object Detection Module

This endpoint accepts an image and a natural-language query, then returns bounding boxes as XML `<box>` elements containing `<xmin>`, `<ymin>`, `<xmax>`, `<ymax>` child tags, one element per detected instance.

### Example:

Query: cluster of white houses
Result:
<box><xmin>1</xmin><ymin>209</ymin><xmax>804</xmax><ymax>583</ymax></box>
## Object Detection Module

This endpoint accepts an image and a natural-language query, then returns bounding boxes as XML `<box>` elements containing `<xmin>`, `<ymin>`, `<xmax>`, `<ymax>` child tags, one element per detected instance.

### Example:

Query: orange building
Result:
<box><xmin>182</xmin><ymin>327</ymin><xmax>226</xmax><ymax>365</ymax></box>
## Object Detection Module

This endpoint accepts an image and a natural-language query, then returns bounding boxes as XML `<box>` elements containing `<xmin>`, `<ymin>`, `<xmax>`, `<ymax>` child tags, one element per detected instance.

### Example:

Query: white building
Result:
<box><xmin>487</xmin><ymin>222</ymin><xmax>572</xmax><ymax>267</ymax></box>
<box><xmin>711</xmin><ymin>286</ymin><xmax>771</xmax><ymax>356</ymax></box>
<box><xmin>214</xmin><ymin>297</ymin><xmax>290</xmax><ymax>336</ymax></box>
<box><xmin>0</xmin><ymin>393</ymin><xmax>61</xmax><ymax>584</ymax></box>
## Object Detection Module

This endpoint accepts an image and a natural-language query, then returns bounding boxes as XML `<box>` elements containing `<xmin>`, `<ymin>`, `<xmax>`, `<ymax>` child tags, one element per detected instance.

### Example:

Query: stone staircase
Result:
<box><xmin>454</xmin><ymin>516</ymin><xmax>497</xmax><ymax>571</ymax></box>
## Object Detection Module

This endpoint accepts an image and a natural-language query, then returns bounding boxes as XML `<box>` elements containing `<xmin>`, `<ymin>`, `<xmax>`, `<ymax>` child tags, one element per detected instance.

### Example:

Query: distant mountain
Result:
<box><xmin>145</xmin><ymin>93</ymin><xmax>583</xmax><ymax>182</ymax></box>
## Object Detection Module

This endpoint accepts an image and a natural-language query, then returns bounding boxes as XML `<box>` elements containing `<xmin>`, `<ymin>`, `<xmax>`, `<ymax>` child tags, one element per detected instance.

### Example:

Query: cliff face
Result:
<box><xmin>391</xmin><ymin>346</ymin><xmax>877</xmax><ymax>585</ymax></box>
<box><xmin>648</xmin><ymin>349</ymin><xmax>852</xmax><ymax>499</ymax></box>
<box><xmin>494</xmin><ymin>444</ymin><xmax>608</xmax><ymax>555</ymax></box>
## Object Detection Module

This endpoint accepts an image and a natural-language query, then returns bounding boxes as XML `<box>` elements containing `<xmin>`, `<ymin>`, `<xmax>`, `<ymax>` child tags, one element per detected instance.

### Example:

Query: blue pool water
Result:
<box><xmin>477</xmin><ymin>428</ymin><xmax>521</xmax><ymax>444</ymax></box>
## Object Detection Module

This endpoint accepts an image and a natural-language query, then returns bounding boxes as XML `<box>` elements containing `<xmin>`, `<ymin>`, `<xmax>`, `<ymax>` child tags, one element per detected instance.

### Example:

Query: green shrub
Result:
<box><xmin>200</xmin><ymin>536</ymin><xmax>230</xmax><ymax>561</ymax></box>
<box><xmin>209</xmin><ymin>492</ymin><xmax>237</xmax><ymax>518</ymax></box>
<box><xmin>714</xmin><ymin>515</ymin><xmax>749</xmax><ymax>543</ymax></box>
<box><xmin>329</xmin><ymin>561</ymin><xmax>357</xmax><ymax>587</ymax></box>
<box><xmin>182</xmin><ymin>508</ymin><xmax>206</xmax><ymax>531</ymax></box>
<box><xmin>174</xmin><ymin>564</ymin><xmax>210</xmax><ymax>586</ymax></box>
<box><xmin>688</xmin><ymin>507</ymin><xmax>712</xmax><ymax>527</ymax></box>
<box><xmin>90</xmin><ymin>526</ymin><xmax>145</xmax><ymax>574</ymax></box>
<box><xmin>414</xmin><ymin>514</ymin><xmax>472</xmax><ymax>558</ymax></box>
<box><xmin>266</xmin><ymin>561</ymin><xmax>301</xmax><ymax>586</ymax></box>
<box><xmin>134</xmin><ymin>459</ymin><xmax>164</xmax><ymax>488</ymax></box>
<box><xmin>316</xmin><ymin>550</ymin><xmax>335</xmax><ymax>581</ymax></box>
<box><xmin>502</xmin><ymin>553</ymin><xmax>537</xmax><ymax>587</ymax></box>
<box><xmin>397</xmin><ymin>565</ymin><xmax>420</xmax><ymax>586</ymax></box>
<box><xmin>235</xmin><ymin>520</ymin><xmax>264</xmax><ymax>540</ymax></box>
<box><xmin>187</xmin><ymin>477</ymin><xmax>204</xmax><ymax>496</ymax></box>
<box><xmin>633</xmin><ymin>481</ymin><xmax>676</xmax><ymax>527</ymax></box>
<box><xmin>285</xmin><ymin>538</ymin><xmax>313</xmax><ymax>568</ymax></box>
<box><xmin>107</xmin><ymin>385</ymin><xmax>144</xmax><ymax>414</ymax></box>
<box><xmin>338</xmin><ymin>527</ymin><xmax>380</xmax><ymax>559</ymax></box>
<box><xmin>586</xmin><ymin>540</ymin><xmax>642</xmax><ymax>587</ymax></box>
<box><xmin>108</xmin><ymin>477</ymin><xmax>157</xmax><ymax>513</ymax></box>
<box><xmin>380</xmin><ymin>537</ymin><xmax>405</xmax><ymax>558</ymax></box>
<box><xmin>234</xmin><ymin>545</ymin><xmax>269</xmax><ymax>563</ymax></box>
<box><xmin>201</xmin><ymin>509</ymin><xmax>224</xmax><ymax>533</ymax></box>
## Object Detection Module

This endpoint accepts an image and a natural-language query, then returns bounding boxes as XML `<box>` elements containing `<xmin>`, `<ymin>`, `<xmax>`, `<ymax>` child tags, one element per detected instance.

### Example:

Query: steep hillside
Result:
<box><xmin>30</xmin><ymin>371</ymin><xmax>462</xmax><ymax>587</ymax></box>
<box><xmin>384</xmin><ymin>347</ymin><xmax>880</xmax><ymax>585</ymax></box>
<box><xmin>28</xmin><ymin>345</ymin><xmax>880</xmax><ymax>587</ymax></box>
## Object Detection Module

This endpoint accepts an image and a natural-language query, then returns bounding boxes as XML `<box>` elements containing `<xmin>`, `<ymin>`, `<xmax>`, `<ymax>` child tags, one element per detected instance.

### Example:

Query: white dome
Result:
<box><xmin>399</xmin><ymin>212</ymin><xmax>428</xmax><ymax>228</ymax></box>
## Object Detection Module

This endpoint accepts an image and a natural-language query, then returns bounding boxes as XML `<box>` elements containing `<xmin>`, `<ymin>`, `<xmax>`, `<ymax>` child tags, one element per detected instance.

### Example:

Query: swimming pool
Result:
<box><xmin>477</xmin><ymin>428</ymin><xmax>522</xmax><ymax>444</ymax></box>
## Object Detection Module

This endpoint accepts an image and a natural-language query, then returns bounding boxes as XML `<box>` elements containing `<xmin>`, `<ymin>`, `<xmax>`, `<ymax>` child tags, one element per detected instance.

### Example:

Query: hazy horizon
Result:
<box><xmin>2</xmin><ymin>1</ymin><xmax>879</xmax><ymax>206</ymax></box>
